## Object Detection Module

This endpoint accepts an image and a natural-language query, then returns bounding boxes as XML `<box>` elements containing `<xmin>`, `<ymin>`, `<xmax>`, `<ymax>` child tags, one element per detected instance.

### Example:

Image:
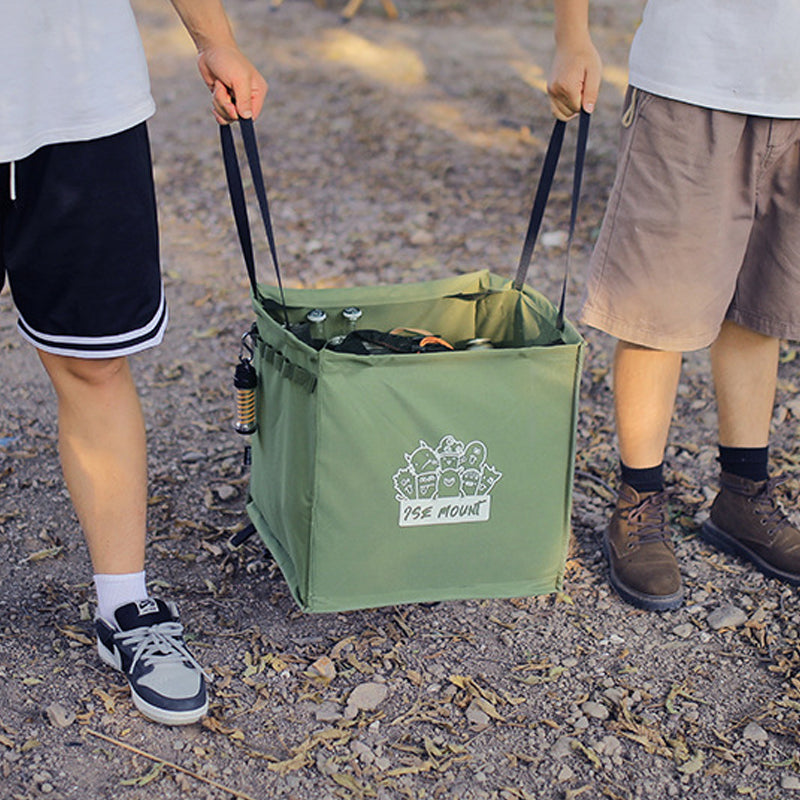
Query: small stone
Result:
<box><xmin>707</xmin><ymin>605</ymin><xmax>748</xmax><ymax>630</ymax></box>
<box><xmin>45</xmin><ymin>703</ymin><xmax>74</xmax><ymax>729</ymax></box>
<box><xmin>603</xmin><ymin>687</ymin><xmax>626</xmax><ymax>705</ymax></box>
<box><xmin>596</xmin><ymin>735</ymin><xmax>622</xmax><ymax>757</ymax></box>
<box><xmin>350</xmin><ymin>741</ymin><xmax>375</xmax><ymax>764</ymax></box>
<box><xmin>581</xmin><ymin>701</ymin><xmax>609</xmax><ymax>720</ymax></box>
<box><xmin>557</xmin><ymin>765</ymin><xmax>575</xmax><ymax>782</ymax></box>
<box><xmin>409</xmin><ymin>229</ymin><xmax>435</xmax><ymax>247</ymax></box>
<box><xmin>782</xmin><ymin>774</ymin><xmax>800</xmax><ymax>791</ymax></box>
<box><xmin>344</xmin><ymin>682</ymin><xmax>388</xmax><ymax>718</ymax></box>
<box><xmin>542</xmin><ymin>231</ymin><xmax>568</xmax><ymax>248</ymax></box>
<box><xmin>309</xmin><ymin>656</ymin><xmax>336</xmax><ymax>681</ymax></box>
<box><xmin>316</xmin><ymin>752</ymin><xmax>336</xmax><ymax>776</ymax></box>
<box><xmin>211</xmin><ymin>483</ymin><xmax>237</xmax><ymax>502</ymax></box>
<box><xmin>742</xmin><ymin>722</ymin><xmax>769</xmax><ymax>742</ymax></box>
<box><xmin>671</xmin><ymin>623</ymin><xmax>695</xmax><ymax>639</ymax></box>
<box><xmin>466</xmin><ymin>699</ymin><xmax>490</xmax><ymax>728</ymax></box>
<box><xmin>550</xmin><ymin>736</ymin><xmax>574</xmax><ymax>759</ymax></box>
<box><xmin>314</xmin><ymin>701</ymin><xmax>342</xmax><ymax>722</ymax></box>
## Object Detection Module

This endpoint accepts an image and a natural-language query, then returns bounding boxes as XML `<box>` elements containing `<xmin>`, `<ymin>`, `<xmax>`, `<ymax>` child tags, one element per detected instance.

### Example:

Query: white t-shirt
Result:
<box><xmin>629</xmin><ymin>0</ymin><xmax>800</xmax><ymax>118</ymax></box>
<box><xmin>1</xmin><ymin>0</ymin><xmax>155</xmax><ymax>162</ymax></box>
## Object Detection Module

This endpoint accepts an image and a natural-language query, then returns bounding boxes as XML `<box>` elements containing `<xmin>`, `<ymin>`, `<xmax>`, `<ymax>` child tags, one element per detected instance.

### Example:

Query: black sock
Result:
<box><xmin>620</xmin><ymin>461</ymin><xmax>664</xmax><ymax>494</ymax></box>
<box><xmin>718</xmin><ymin>445</ymin><xmax>769</xmax><ymax>482</ymax></box>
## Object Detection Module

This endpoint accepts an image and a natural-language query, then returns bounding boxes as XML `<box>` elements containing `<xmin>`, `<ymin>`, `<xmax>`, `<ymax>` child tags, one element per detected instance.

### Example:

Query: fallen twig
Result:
<box><xmin>85</xmin><ymin>728</ymin><xmax>259</xmax><ymax>800</ymax></box>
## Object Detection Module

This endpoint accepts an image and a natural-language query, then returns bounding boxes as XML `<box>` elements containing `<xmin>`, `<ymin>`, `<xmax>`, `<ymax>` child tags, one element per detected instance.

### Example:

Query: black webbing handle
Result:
<box><xmin>220</xmin><ymin>118</ymin><xmax>290</xmax><ymax>328</ymax></box>
<box><xmin>513</xmin><ymin>109</ymin><xmax>591</xmax><ymax>331</ymax></box>
<box><xmin>222</xmin><ymin>113</ymin><xmax>589</xmax><ymax>333</ymax></box>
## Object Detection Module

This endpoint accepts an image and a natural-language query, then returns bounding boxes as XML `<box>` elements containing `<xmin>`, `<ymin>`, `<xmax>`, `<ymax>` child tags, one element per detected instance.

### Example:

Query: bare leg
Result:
<box><xmin>710</xmin><ymin>319</ymin><xmax>779</xmax><ymax>448</ymax></box>
<box><xmin>38</xmin><ymin>352</ymin><xmax>147</xmax><ymax>575</ymax></box>
<box><xmin>613</xmin><ymin>340</ymin><xmax>683</xmax><ymax>469</ymax></box>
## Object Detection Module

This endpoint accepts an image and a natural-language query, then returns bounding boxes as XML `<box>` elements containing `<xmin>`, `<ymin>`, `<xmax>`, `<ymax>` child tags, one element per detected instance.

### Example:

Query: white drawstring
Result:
<box><xmin>9</xmin><ymin>161</ymin><xmax>16</xmax><ymax>201</ymax></box>
<box><xmin>621</xmin><ymin>87</ymin><xmax>639</xmax><ymax>128</ymax></box>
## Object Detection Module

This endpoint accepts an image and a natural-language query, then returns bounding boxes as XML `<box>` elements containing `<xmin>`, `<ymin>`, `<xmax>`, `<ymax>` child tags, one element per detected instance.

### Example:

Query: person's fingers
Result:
<box><xmin>581</xmin><ymin>67</ymin><xmax>601</xmax><ymax>114</ymax></box>
<box><xmin>212</xmin><ymin>80</ymin><xmax>239</xmax><ymax>122</ymax></box>
<box><xmin>547</xmin><ymin>81</ymin><xmax>581</xmax><ymax>121</ymax></box>
<box><xmin>199</xmin><ymin>50</ymin><xmax>268</xmax><ymax>122</ymax></box>
<box><xmin>247</xmin><ymin>74</ymin><xmax>268</xmax><ymax>120</ymax></box>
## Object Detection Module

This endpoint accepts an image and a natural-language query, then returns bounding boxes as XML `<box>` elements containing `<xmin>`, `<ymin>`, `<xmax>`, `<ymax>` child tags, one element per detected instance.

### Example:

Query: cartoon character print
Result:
<box><xmin>437</xmin><ymin>468</ymin><xmax>461</xmax><ymax>497</ymax></box>
<box><xmin>393</xmin><ymin>435</ymin><xmax>502</xmax><ymax>501</ymax></box>
<box><xmin>436</xmin><ymin>435</ymin><xmax>464</xmax><ymax>471</ymax></box>
<box><xmin>460</xmin><ymin>468</ymin><xmax>482</xmax><ymax>496</ymax></box>
<box><xmin>406</xmin><ymin>442</ymin><xmax>439</xmax><ymax>475</ymax></box>
<box><xmin>477</xmin><ymin>464</ymin><xmax>502</xmax><ymax>495</ymax></box>
<box><xmin>393</xmin><ymin>467</ymin><xmax>416</xmax><ymax>500</ymax></box>
<box><xmin>461</xmin><ymin>440</ymin><xmax>487</xmax><ymax>470</ymax></box>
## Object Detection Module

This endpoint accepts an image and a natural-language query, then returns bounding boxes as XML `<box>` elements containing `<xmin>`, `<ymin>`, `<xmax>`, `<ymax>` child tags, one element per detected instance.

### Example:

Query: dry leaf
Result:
<box><xmin>121</xmin><ymin>763</ymin><xmax>163</xmax><ymax>787</ymax></box>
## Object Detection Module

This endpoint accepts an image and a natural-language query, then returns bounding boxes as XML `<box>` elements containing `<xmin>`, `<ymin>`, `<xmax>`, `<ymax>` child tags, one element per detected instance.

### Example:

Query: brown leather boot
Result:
<box><xmin>604</xmin><ymin>482</ymin><xmax>683</xmax><ymax>611</ymax></box>
<box><xmin>700</xmin><ymin>473</ymin><xmax>800</xmax><ymax>585</ymax></box>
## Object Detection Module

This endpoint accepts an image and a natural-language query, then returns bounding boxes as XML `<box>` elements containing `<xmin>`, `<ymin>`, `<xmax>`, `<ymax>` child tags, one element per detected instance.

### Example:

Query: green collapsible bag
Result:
<box><xmin>222</xmin><ymin>114</ymin><xmax>589</xmax><ymax>613</ymax></box>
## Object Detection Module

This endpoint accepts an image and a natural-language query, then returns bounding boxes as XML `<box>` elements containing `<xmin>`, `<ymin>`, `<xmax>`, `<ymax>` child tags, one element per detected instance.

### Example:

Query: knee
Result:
<box><xmin>39</xmin><ymin>351</ymin><xmax>129</xmax><ymax>390</ymax></box>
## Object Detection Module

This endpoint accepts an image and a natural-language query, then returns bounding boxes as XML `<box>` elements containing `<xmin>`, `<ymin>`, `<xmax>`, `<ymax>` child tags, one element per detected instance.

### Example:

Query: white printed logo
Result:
<box><xmin>393</xmin><ymin>435</ymin><xmax>503</xmax><ymax>527</ymax></box>
<box><xmin>135</xmin><ymin>599</ymin><xmax>159</xmax><ymax>616</ymax></box>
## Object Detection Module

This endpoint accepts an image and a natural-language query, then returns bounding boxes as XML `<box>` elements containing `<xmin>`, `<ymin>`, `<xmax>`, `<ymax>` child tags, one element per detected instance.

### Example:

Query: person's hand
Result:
<box><xmin>547</xmin><ymin>36</ymin><xmax>602</xmax><ymax>121</ymax></box>
<box><xmin>197</xmin><ymin>44</ymin><xmax>268</xmax><ymax>124</ymax></box>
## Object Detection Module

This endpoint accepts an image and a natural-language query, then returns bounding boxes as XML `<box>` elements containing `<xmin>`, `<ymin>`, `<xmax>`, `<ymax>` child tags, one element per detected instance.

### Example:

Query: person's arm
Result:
<box><xmin>547</xmin><ymin>0</ymin><xmax>602</xmax><ymax>120</ymax></box>
<box><xmin>169</xmin><ymin>0</ymin><xmax>268</xmax><ymax>123</ymax></box>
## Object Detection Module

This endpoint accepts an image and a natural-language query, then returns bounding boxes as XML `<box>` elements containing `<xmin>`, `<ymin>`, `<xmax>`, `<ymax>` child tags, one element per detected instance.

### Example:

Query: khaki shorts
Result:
<box><xmin>582</xmin><ymin>88</ymin><xmax>800</xmax><ymax>351</ymax></box>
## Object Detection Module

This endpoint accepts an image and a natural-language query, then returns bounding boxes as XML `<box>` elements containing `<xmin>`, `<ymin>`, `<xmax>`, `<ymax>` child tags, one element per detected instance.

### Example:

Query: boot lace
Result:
<box><xmin>751</xmin><ymin>477</ymin><xmax>791</xmax><ymax>531</ymax></box>
<box><xmin>624</xmin><ymin>491</ymin><xmax>671</xmax><ymax>545</ymax></box>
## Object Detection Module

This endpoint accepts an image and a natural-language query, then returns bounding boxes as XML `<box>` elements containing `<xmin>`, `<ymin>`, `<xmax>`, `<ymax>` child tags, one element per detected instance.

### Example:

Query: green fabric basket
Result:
<box><xmin>245</xmin><ymin>270</ymin><xmax>584</xmax><ymax>612</ymax></box>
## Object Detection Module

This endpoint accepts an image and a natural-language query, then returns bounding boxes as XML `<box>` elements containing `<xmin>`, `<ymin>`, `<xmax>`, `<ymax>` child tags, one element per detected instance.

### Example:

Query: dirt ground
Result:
<box><xmin>2</xmin><ymin>1</ymin><xmax>800</xmax><ymax>798</ymax></box>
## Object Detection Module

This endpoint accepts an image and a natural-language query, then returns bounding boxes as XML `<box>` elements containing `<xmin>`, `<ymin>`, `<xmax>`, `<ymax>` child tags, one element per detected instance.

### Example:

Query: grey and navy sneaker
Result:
<box><xmin>95</xmin><ymin>598</ymin><xmax>208</xmax><ymax>726</ymax></box>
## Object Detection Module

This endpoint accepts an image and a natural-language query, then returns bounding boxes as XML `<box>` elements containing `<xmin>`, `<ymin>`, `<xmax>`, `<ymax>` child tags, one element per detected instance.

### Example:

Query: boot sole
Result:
<box><xmin>602</xmin><ymin>540</ymin><xmax>684</xmax><ymax>612</ymax></box>
<box><xmin>700</xmin><ymin>520</ymin><xmax>800</xmax><ymax>587</ymax></box>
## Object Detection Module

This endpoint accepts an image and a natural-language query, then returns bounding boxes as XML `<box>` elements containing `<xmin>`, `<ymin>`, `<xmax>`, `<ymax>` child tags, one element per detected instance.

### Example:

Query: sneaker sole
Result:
<box><xmin>130</xmin><ymin>693</ymin><xmax>208</xmax><ymax>727</ymax></box>
<box><xmin>603</xmin><ymin>540</ymin><xmax>684</xmax><ymax>612</ymax></box>
<box><xmin>700</xmin><ymin>519</ymin><xmax>800</xmax><ymax>587</ymax></box>
<box><xmin>97</xmin><ymin>638</ymin><xmax>208</xmax><ymax>726</ymax></box>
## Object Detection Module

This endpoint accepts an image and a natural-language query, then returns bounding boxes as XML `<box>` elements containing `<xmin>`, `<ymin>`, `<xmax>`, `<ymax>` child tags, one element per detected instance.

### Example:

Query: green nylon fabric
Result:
<box><xmin>246</xmin><ymin>270</ymin><xmax>584</xmax><ymax>612</ymax></box>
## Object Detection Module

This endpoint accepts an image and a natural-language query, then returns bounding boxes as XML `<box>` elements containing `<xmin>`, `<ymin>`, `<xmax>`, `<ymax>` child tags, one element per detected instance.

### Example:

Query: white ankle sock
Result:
<box><xmin>94</xmin><ymin>571</ymin><xmax>148</xmax><ymax>624</ymax></box>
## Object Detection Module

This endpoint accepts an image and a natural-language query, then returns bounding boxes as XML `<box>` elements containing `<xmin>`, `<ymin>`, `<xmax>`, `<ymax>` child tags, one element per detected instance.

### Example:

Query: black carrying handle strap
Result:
<box><xmin>222</xmin><ymin>113</ymin><xmax>588</xmax><ymax>332</ymax></box>
<box><xmin>221</xmin><ymin>118</ymin><xmax>290</xmax><ymax>328</ymax></box>
<box><xmin>513</xmin><ymin>109</ymin><xmax>591</xmax><ymax>331</ymax></box>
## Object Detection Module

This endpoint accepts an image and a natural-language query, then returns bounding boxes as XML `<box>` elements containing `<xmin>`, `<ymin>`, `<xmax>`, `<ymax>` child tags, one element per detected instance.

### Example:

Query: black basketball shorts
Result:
<box><xmin>0</xmin><ymin>123</ymin><xmax>166</xmax><ymax>359</ymax></box>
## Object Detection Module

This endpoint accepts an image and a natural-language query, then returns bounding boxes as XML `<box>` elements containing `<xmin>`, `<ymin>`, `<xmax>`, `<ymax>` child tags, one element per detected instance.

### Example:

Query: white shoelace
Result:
<box><xmin>116</xmin><ymin>621</ymin><xmax>211</xmax><ymax>681</ymax></box>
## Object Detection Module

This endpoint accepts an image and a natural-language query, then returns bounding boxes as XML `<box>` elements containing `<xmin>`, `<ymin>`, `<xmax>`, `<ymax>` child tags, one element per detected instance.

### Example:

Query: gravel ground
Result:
<box><xmin>2</xmin><ymin>2</ymin><xmax>800</xmax><ymax>799</ymax></box>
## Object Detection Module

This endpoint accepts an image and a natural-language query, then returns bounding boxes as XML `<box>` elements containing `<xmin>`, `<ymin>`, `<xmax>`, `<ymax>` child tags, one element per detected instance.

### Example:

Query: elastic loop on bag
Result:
<box><xmin>258</xmin><ymin>342</ymin><xmax>317</xmax><ymax>393</ymax></box>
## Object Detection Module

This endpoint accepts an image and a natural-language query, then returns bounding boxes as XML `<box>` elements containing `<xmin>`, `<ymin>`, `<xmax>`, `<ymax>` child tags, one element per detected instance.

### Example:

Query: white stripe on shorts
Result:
<box><xmin>16</xmin><ymin>289</ymin><xmax>168</xmax><ymax>359</ymax></box>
